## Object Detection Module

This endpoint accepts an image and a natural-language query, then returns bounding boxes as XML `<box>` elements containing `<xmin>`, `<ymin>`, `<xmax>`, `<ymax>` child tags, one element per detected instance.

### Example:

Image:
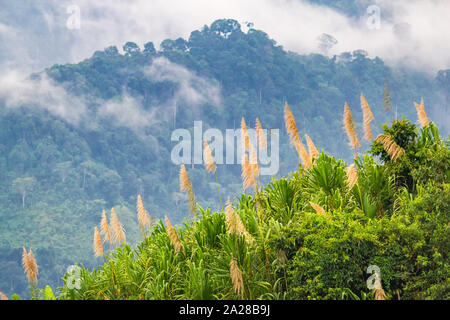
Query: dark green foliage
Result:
<box><xmin>300</xmin><ymin>153</ymin><xmax>348</xmax><ymax>211</ymax></box>
<box><xmin>263</xmin><ymin>178</ymin><xmax>298</xmax><ymax>223</ymax></box>
<box><xmin>353</xmin><ymin>155</ymin><xmax>395</xmax><ymax>218</ymax></box>
<box><xmin>370</xmin><ymin>120</ymin><xmax>450</xmax><ymax>192</ymax></box>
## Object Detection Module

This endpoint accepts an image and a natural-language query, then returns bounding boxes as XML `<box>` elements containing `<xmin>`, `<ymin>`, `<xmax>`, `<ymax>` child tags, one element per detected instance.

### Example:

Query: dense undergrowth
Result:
<box><xmin>54</xmin><ymin>119</ymin><xmax>450</xmax><ymax>299</ymax></box>
<box><xmin>3</xmin><ymin>114</ymin><xmax>449</xmax><ymax>301</ymax></box>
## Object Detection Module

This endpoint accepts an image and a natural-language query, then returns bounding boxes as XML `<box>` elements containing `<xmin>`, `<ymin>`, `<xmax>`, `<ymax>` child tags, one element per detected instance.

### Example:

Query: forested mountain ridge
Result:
<box><xmin>0</xmin><ymin>19</ymin><xmax>449</xmax><ymax>298</ymax></box>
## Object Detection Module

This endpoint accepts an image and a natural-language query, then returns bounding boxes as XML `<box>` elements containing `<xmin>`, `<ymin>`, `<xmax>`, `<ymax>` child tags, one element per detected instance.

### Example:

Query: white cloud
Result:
<box><xmin>99</xmin><ymin>94</ymin><xmax>159</xmax><ymax>130</ymax></box>
<box><xmin>0</xmin><ymin>58</ymin><xmax>222</xmax><ymax>132</ymax></box>
<box><xmin>1</xmin><ymin>0</ymin><xmax>449</xmax><ymax>73</ymax></box>
<box><xmin>46</xmin><ymin>0</ymin><xmax>450</xmax><ymax>74</ymax></box>
<box><xmin>0</xmin><ymin>71</ymin><xmax>87</xmax><ymax>124</ymax></box>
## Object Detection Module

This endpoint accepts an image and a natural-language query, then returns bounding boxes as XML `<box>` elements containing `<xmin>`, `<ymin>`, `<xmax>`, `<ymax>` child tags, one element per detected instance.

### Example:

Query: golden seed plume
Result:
<box><xmin>241</xmin><ymin>154</ymin><xmax>256</xmax><ymax>190</ymax></box>
<box><xmin>295</xmin><ymin>139</ymin><xmax>312</xmax><ymax>170</ymax></box>
<box><xmin>374</xmin><ymin>278</ymin><xmax>388</xmax><ymax>300</ymax></box>
<box><xmin>93</xmin><ymin>227</ymin><xmax>104</xmax><ymax>257</ymax></box>
<box><xmin>284</xmin><ymin>102</ymin><xmax>300</xmax><ymax>145</ymax></box>
<box><xmin>230</xmin><ymin>256</ymin><xmax>244</xmax><ymax>296</ymax></box>
<box><xmin>309</xmin><ymin>201</ymin><xmax>327</xmax><ymax>215</ymax></box>
<box><xmin>361</xmin><ymin>93</ymin><xmax>375</xmax><ymax>141</ymax></box>
<box><xmin>375</xmin><ymin>287</ymin><xmax>387</xmax><ymax>300</ymax></box>
<box><xmin>241</xmin><ymin>117</ymin><xmax>250</xmax><ymax>151</ymax></box>
<box><xmin>0</xmin><ymin>289</ymin><xmax>8</xmax><ymax>300</ymax></box>
<box><xmin>375</xmin><ymin>134</ymin><xmax>405</xmax><ymax>162</ymax></box>
<box><xmin>110</xmin><ymin>208</ymin><xmax>126</xmax><ymax>244</ymax></box>
<box><xmin>346</xmin><ymin>164</ymin><xmax>358</xmax><ymax>189</ymax></box>
<box><xmin>179</xmin><ymin>164</ymin><xmax>197</xmax><ymax>216</ymax></box>
<box><xmin>137</xmin><ymin>194</ymin><xmax>152</xmax><ymax>233</ymax></box>
<box><xmin>165</xmin><ymin>216</ymin><xmax>184</xmax><ymax>254</ymax></box>
<box><xmin>364</xmin><ymin>119</ymin><xmax>373</xmax><ymax>141</ymax></box>
<box><xmin>203</xmin><ymin>140</ymin><xmax>217</xmax><ymax>174</ymax></box>
<box><xmin>225</xmin><ymin>198</ymin><xmax>252</xmax><ymax>240</ymax></box>
<box><xmin>249</xmin><ymin>144</ymin><xmax>260</xmax><ymax>177</ymax></box>
<box><xmin>255</xmin><ymin>118</ymin><xmax>267</xmax><ymax>150</ymax></box>
<box><xmin>285</xmin><ymin>102</ymin><xmax>311</xmax><ymax>167</ymax></box>
<box><xmin>414</xmin><ymin>97</ymin><xmax>430</xmax><ymax>127</ymax></box>
<box><xmin>22</xmin><ymin>247</ymin><xmax>38</xmax><ymax>285</ymax></box>
<box><xmin>100</xmin><ymin>209</ymin><xmax>111</xmax><ymax>244</ymax></box>
<box><xmin>304</xmin><ymin>134</ymin><xmax>319</xmax><ymax>159</ymax></box>
<box><xmin>187</xmin><ymin>185</ymin><xmax>197</xmax><ymax>216</ymax></box>
<box><xmin>361</xmin><ymin>93</ymin><xmax>374</xmax><ymax>122</ymax></box>
<box><xmin>179</xmin><ymin>163</ymin><xmax>190</xmax><ymax>192</ymax></box>
<box><xmin>343</xmin><ymin>102</ymin><xmax>361</xmax><ymax>149</ymax></box>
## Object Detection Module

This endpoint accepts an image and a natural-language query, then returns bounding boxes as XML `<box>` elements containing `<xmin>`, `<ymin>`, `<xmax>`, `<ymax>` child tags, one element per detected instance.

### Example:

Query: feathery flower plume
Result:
<box><xmin>376</xmin><ymin>134</ymin><xmax>405</xmax><ymax>162</ymax></box>
<box><xmin>203</xmin><ymin>140</ymin><xmax>217</xmax><ymax>174</ymax></box>
<box><xmin>187</xmin><ymin>185</ymin><xmax>197</xmax><ymax>216</ymax></box>
<box><xmin>93</xmin><ymin>227</ymin><xmax>104</xmax><ymax>257</ymax></box>
<box><xmin>364</xmin><ymin>118</ymin><xmax>373</xmax><ymax>141</ymax></box>
<box><xmin>111</xmin><ymin>208</ymin><xmax>126</xmax><ymax>244</ymax></box>
<box><xmin>343</xmin><ymin>102</ymin><xmax>361</xmax><ymax>149</ymax></box>
<box><xmin>284</xmin><ymin>102</ymin><xmax>300</xmax><ymax>145</ymax></box>
<box><xmin>0</xmin><ymin>289</ymin><xmax>8</xmax><ymax>300</ymax></box>
<box><xmin>375</xmin><ymin>287</ymin><xmax>387</xmax><ymax>300</ymax></box>
<box><xmin>305</xmin><ymin>134</ymin><xmax>319</xmax><ymax>159</ymax></box>
<box><xmin>241</xmin><ymin>154</ymin><xmax>256</xmax><ymax>190</ymax></box>
<box><xmin>241</xmin><ymin>117</ymin><xmax>250</xmax><ymax>152</ymax></box>
<box><xmin>255</xmin><ymin>118</ymin><xmax>267</xmax><ymax>150</ymax></box>
<box><xmin>137</xmin><ymin>194</ymin><xmax>152</xmax><ymax>233</ymax></box>
<box><xmin>22</xmin><ymin>247</ymin><xmax>38</xmax><ymax>285</ymax></box>
<box><xmin>179</xmin><ymin>163</ymin><xmax>190</xmax><ymax>192</ymax></box>
<box><xmin>285</xmin><ymin>102</ymin><xmax>311</xmax><ymax>167</ymax></box>
<box><xmin>309</xmin><ymin>201</ymin><xmax>326</xmax><ymax>215</ymax></box>
<box><xmin>225</xmin><ymin>198</ymin><xmax>252</xmax><ymax>240</ymax></box>
<box><xmin>165</xmin><ymin>216</ymin><xmax>184</xmax><ymax>254</ymax></box>
<box><xmin>204</xmin><ymin>140</ymin><xmax>223</xmax><ymax>210</ymax></box>
<box><xmin>414</xmin><ymin>98</ymin><xmax>430</xmax><ymax>127</ymax></box>
<box><xmin>230</xmin><ymin>256</ymin><xmax>244</xmax><ymax>296</ymax></box>
<box><xmin>249</xmin><ymin>144</ymin><xmax>260</xmax><ymax>177</ymax></box>
<box><xmin>361</xmin><ymin>93</ymin><xmax>374</xmax><ymax>122</ymax></box>
<box><xmin>100</xmin><ymin>209</ymin><xmax>111</xmax><ymax>244</ymax></box>
<box><xmin>373</xmin><ymin>278</ymin><xmax>387</xmax><ymax>300</ymax></box>
<box><xmin>179</xmin><ymin>164</ymin><xmax>197</xmax><ymax>216</ymax></box>
<box><xmin>295</xmin><ymin>139</ymin><xmax>312</xmax><ymax>169</ymax></box>
<box><xmin>361</xmin><ymin>93</ymin><xmax>375</xmax><ymax>141</ymax></box>
<box><xmin>346</xmin><ymin>164</ymin><xmax>358</xmax><ymax>189</ymax></box>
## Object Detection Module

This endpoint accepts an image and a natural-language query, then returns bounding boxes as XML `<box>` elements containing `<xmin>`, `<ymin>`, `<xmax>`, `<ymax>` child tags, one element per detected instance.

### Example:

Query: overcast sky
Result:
<box><xmin>0</xmin><ymin>0</ymin><xmax>449</xmax><ymax>74</ymax></box>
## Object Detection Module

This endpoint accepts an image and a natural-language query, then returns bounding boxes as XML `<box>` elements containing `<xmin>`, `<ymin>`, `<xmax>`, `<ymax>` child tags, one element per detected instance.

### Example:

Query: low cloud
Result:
<box><xmin>99</xmin><ymin>94</ymin><xmax>159</xmax><ymax>131</ymax></box>
<box><xmin>0</xmin><ymin>58</ymin><xmax>222</xmax><ymax>133</ymax></box>
<box><xmin>0</xmin><ymin>71</ymin><xmax>87</xmax><ymax>124</ymax></box>
<box><xmin>145</xmin><ymin>57</ymin><xmax>221</xmax><ymax>107</ymax></box>
<box><xmin>1</xmin><ymin>0</ymin><xmax>449</xmax><ymax>74</ymax></box>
